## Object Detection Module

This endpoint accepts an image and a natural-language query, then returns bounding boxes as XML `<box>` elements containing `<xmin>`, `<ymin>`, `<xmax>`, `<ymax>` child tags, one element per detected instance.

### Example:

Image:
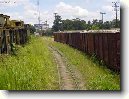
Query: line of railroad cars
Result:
<box><xmin>0</xmin><ymin>14</ymin><xmax>30</xmax><ymax>54</ymax></box>
<box><xmin>54</xmin><ymin>31</ymin><xmax>120</xmax><ymax>72</ymax></box>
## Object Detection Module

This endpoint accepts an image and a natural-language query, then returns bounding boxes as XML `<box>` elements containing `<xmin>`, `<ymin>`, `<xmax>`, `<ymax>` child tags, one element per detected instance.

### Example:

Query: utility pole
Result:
<box><xmin>100</xmin><ymin>12</ymin><xmax>106</xmax><ymax>23</ymax></box>
<box><xmin>54</xmin><ymin>13</ymin><xmax>58</xmax><ymax>19</ymax></box>
<box><xmin>112</xmin><ymin>2</ymin><xmax>119</xmax><ymax>28</ymax></box>
<box><xmin>53</xmin><ymin>13</ymin><xmax>62</xmax><ymax>31</ymax></box>
<box><xmin>45</xmin><ymin>20</ymin><xmax>49</xmax><ymax>29</ymax></box>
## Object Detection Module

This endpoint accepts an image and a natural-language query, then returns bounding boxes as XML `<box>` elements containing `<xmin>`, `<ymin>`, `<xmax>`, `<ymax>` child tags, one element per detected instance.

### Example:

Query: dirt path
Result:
<box><xmin>49</xmin><ymin>46</ymin><xmax>86</xmax><ymax>90</ymax></box>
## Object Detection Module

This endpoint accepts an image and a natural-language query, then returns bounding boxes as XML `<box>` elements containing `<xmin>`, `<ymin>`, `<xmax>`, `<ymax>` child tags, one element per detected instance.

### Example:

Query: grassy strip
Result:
<box><xmin>51</xmin><ymin>39</ymin><xmax>120</xmax><ymax>90</ymax></box>
<box><xmin>0</xmin><ymin>36</ymin><xmax>59</xmax><ymax>90</ymax></box>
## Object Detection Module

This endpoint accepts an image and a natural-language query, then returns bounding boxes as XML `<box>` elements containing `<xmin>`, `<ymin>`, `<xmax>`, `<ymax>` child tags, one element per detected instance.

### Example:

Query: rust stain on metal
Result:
<box><xmin>54</xmin><ymin>32</ymin><xmax>120</xmax><ymax>71</ymax></box>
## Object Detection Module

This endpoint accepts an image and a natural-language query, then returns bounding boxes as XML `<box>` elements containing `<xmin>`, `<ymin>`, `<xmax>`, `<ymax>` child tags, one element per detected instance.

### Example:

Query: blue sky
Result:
<box><xmin>0</xmin><ymin>0</ymin><xmax>120</xmax><ymax>27</ymax></box>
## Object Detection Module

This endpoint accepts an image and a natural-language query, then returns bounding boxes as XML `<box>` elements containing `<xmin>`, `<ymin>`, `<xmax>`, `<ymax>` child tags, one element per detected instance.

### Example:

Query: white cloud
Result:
<box><xmin>0</xmin><ymin>0</ymin><xmax>29</xmax><ymax>7</ymax></box>
<box><xmin>106</xmin><ymin>0</ymin><xmax>119</xmax><ymax>2</ymax></box>
<box><xmin>54</xmin><ymin>2</ymin><xmax>104</xmax><ymax>23</ymax></box>
<box><xmin>102</xmin><ymin>4</ymin><xmax>120</xmax><ymax>21</ymax></box>
<box><xmin>0</xmin><ymin>0</ymin><xmax>120</xmax><ymax>27</ymax></box>
<box><xmin>122</xmin><ymin>0</ymin><xmax>129</xmax><ymax>7</ymax></box>
<box><xmin>102</xmin><ymin>5</ymin><xmax>113</xmax><ymax>12</ymax></box>
<box><xmin>55</xmin><ymin>2</ymin><xmax>88</xmax><ymax>18</ymax></box>
<box><xmin>0</xmin><ymin>0</ymin><xmax>38</xmax><ymax>25</ymax></box>
<box><xmin>84</xmin><ymin>0</ymin><xmax>90</xmax><ymax>3</ymax></box>
<box><xmin>86</xmin><ymin>11</ymin><xmax>100</xmax><ymax>21</ymax></box>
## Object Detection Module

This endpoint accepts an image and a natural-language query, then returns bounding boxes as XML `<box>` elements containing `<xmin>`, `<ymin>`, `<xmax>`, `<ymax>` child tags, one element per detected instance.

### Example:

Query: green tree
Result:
<box><xmin>61</xmin><ymin>18</ymin><xmax>87</xmax><ymax>30</ymax></box>
<box><xmin>91</xmin><ymin>25</ymin><xmax>100</xmax><ymax>30</ymax></box>
<box><xmin>72</xmin><ymin>18</ymin><xmax>86</xmax><ymax>30</ymax></box>
<box><xmin>90</xmin><ymin>19</ymin><xmax>100</xmax><ymax>30</ymax></box>
<box><xmin>62</xmin><ymin>19</ymin><xmax>74</xmax><ymax>30</ymax></box>
<box><xmin>86</xmin><ymin>20</ymin><xmax>92</xmax><ymax>30</ymax></box>
<box><xmin>52</xmin><ymin>15</ymin><xmax>62</xmax><ymax>32</ymax></box>
<box><xmin>92</xmin><ymin>19</ymin><xmax>98</xmax><ymax>25</ymax></box>
<box><xmin>103</xmin><ymin>21</ymin><xmax>111</xmax><ymax>29</ymax></box>
<box><xmin>29</xmin><ymin>25</ymin><xmax>36</xmax><ymax>34</ymax></box>
<box><xmin>111</xmin><ymin>19</ymin><xmax>120</xmax><ymax>28</ymax></box>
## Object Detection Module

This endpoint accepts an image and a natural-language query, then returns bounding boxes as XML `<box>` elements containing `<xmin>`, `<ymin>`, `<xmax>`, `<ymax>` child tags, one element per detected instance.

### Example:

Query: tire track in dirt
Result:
<box><xmin>49</xmin><ymin>46</ymin><xmax>86</xmax><ymax>90</ymax></box>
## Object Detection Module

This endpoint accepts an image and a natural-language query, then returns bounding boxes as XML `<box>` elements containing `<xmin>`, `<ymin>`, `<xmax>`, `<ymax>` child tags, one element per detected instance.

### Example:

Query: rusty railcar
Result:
<box><xmin>0</xmin><ymin>14</ymin><xmax>30</xmax><ymax>54</ymax></box>
<box><xmin>54</xmin><ymin>31</ymin><xmax>120</xmax><ymax>72</ymax></box>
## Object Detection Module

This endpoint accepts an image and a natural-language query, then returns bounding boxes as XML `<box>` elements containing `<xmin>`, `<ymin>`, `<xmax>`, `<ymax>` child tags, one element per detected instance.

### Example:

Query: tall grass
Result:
<box><xmin>51</xmin><ymin>41</ymin><xmax>120</xmax><ymax>90</ymax></box>
<box><xmin>0</xmin><ymin>36</ymin><xmax>59</xmax><ymax>90</ymax></box>
<box><xmin>0</xmin><ymin>36</ymin><xmax>120</xmax><ymax>90</ymax></box>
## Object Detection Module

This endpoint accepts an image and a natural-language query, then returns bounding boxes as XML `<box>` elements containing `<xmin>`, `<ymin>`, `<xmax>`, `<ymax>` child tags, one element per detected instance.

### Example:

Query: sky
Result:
<box><xmin>0</xmin><ymin>0</ymin><xmax>120</xmax><ymax>27</ymax></box>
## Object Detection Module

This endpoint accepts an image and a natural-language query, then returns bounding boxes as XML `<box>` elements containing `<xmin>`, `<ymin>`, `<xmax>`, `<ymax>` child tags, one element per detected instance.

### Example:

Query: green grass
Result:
<box><xmin>0</xmin><ymin>36</ymin><xmax>59</xmax><ymax>90</ymax></box>
<box><xmin>0</xmin><ymin>36</ymin><xmax>120</xmax><ymax>90</ymax></box>
<box><xmin>51</xmin><ymin>38</ymin><xmax>120</xmax><ymax>90</ymax></box>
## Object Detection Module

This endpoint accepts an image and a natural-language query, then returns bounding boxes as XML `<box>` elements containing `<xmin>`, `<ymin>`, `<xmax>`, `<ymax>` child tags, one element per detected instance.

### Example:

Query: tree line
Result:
<box><xmin>52</xmin><ymin>15</ymin><xmax>120</xmax><ymax>32</ymax></box>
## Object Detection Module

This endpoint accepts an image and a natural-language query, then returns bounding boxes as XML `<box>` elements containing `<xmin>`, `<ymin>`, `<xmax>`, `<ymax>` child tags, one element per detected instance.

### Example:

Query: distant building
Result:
<box><xmin>42</xmin><ymin>23</ymin><xmax>49</xmax><ymax>30</ymax></box>
<box><xmin>34</xmin><ymin>23</ymin><xmax>49</xmax><ymax>30</ymax></box>
<box><xmin>34</xmin><ymin>24</ymin><xmax>43</xmax><ymax>30</ymax></box>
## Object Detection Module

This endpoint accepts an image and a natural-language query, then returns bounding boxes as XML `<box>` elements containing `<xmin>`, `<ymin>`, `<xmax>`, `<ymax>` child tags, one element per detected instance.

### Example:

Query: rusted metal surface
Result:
<box><xmin>0</xmin><ymin>14</ymin><xmax>30</xmax><ymax>54</ymax></box>
<box><xmin>54</xmin><ymin>32</ymin><xmax>120</xmax><ymax>71</ymax></box>
<box><xmin>0</xmin><ymin>28</ymin><xmax>29</xmax><ymax>54</ymax></box>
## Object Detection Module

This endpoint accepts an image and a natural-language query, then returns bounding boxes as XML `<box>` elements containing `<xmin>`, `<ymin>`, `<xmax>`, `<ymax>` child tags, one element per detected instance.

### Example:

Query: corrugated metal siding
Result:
<box><xmin>54</xmin><ymin>32</ymin><xmax>120</xmax><ymax>71</ymax></box>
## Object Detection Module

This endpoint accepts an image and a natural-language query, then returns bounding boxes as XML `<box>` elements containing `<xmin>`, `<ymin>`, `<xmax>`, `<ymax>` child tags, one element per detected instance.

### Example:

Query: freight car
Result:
<box><xmin>54</xmin><ymin>31</ymin><xmax>120</xmax><ymax>72</ymax></box>
<box><xmin>0</xmin><ymin>14</ymin><xmax>30</xmax><ymax>54</ymax></box>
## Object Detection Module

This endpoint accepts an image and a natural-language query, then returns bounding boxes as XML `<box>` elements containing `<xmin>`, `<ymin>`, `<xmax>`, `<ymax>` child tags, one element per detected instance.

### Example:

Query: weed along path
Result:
<box><xmin>45</xmin><ymin>37</ymin><xmax>120</xmax><ymax>90</ymax></box>
<box><xmin>0</xmin><ymin>36</ymin><xmax>120</xmax><ymax>90</ymax></box>
<box><xmin>49</xmin><ymin>46</ymin><xmax>86</xmax><ymax>90</ymax></box>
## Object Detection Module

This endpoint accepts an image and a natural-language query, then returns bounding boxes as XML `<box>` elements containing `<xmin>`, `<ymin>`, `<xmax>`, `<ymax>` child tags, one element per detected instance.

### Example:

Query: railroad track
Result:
<box><xmin>49</xmin><ymin>46</ymin><xmax>86</xmax><ymax>90</ymax></box>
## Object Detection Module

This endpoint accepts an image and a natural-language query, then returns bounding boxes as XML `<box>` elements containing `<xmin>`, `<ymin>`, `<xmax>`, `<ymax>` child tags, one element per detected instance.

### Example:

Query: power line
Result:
<box><xmin>0</xmin><ymin>0</ymin><xmax>16</xmax><ymax>13</ymax></box>
<box><xmin>100</xmin><ymin>12</ymin><xmax>106</xmax><ymax>23</ymax></box>
<box><xmin>112</xmin><ymin>2</ymin><xmax>119</xmax><ymax>28</ymax></box>
<box><xmin>0</xmin><ymin>0</ymin><xmax>16</xmax><ymax>3</ymax></box>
